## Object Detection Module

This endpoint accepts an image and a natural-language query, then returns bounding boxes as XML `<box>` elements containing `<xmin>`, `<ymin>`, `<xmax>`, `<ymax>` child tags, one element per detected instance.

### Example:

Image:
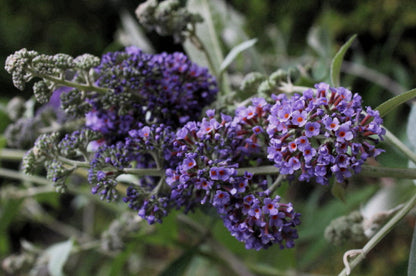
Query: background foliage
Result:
<box><xmin>1</xmin><ymin>0</ymin><xmax>416</xmax><ymax>275</ymax></box>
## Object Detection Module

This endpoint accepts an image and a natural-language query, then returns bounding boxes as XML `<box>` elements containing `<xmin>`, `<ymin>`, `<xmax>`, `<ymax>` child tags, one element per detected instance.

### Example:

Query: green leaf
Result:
<box><xmin>330</xmin><ymin>34</ymin><xmax>357</xmax><ymax>87</ymax></box>
<box><xmin>408</xmin><ymin>221</ymin><xmax>416</xmax><ymax>275</ymax></box>
<box><xmin>376</xmin><ymin>88</ymin><xmax>416</xmax><ymax>118</ymax></box>
<box><xmin>46</xmin><ymin>239</ymin><xmax>74</xmax><ymax>276</ymax></box>
<box><xmin>220</xmin><ymin>38</ymin><xmax>257</xmax><ymax>73</ymax></box>
<box><xmin>158</xmin><ymin>248</ymin><xmax>196</xmax><ymax>276</ymax></box>
<box><xmin>185</xmin><ymin>0</ymin><xmax>224</xmax><ymax>72</ymax></box>
<box><xmin>407</xmin><ymin>102</ymin><xmax>416</xmax><ymax>186</ymax></box>
<box><xmin>406</xmin><ymin>103</ymin><xmax>416</xmax><ymax>151</ymax></box>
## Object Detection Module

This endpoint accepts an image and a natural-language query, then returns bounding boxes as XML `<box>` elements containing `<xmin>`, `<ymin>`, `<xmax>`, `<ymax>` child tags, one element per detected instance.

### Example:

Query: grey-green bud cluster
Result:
<box><xmin>5</xmin><ymin>49</ymin><xmax>101</xmax><ymax>106</ymax></box>
<box><xmin>5</xmin><ymin>48</ymin><xmax>38</xmax><ymax>90</ymax></box>
<box><xmin>240</xmin><ymin>69</ymin><xmax>289</xmax><ymax>99</ymax></box>
<box><xmin>33</xmin><ymin>80</ymin><xmax>52</xmax><ymax>104</ymax></box>
<box><xmin>73</xmin><ymin>54</ymin><xmax>100</xmax><ymax>70</ymax></box>
<box><xmin>23</xmin><ymin>129</ymin><xmax>100</xmax><ymax>192</ymax></box>
<box><xmin>1</xmin><ymin>252</ymin><xmax>35</xmax><ymax>275</ymax></box>
<box><xmin>101</xmin><ymin>212</ymin><xmax>143</xmax><ymax>252</ymax></box>
<box><xmin>6</xmin><ymin>96</ymin><xmax>26</xmax><ymax>121</ymax></box>
<box><xmin>258</xmin><ymin>69</ymin><xmax>288</xmax><ymax>96</ymax></box>
<box><xmin>136</xmin><ymin>0</ymin><xmax>203</xmax><ymax>43</ymax></box>
<box><xmin>240</xmin><ymin>72</ymin><xmax>267</xmax><ymax>95</ymax></box>
<box><xmin>324</xmin><ymin>211</ymin><xmax>367</xmax><ymax>246</ymax></box>
<box><xmin>23</xmin><ymin>133</ymin><xmax>60</xmax><ymax>174</ymax></box>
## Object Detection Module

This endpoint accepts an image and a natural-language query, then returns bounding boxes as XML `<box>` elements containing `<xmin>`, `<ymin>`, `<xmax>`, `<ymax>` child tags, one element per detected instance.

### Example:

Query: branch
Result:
<box><xmin>338</xmin><ymin>192</ymin><xmax>416</xmax><ymax>275</ymax></box>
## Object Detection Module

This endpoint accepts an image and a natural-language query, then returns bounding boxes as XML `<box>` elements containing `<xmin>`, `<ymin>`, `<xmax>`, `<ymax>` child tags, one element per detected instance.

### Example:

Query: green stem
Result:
<box><xmin>237</xmin><ymin>165</ymin><xmax>279</xmax><ymax>176</ymax></box>
<box><xmin>338</xmin><ymin>192</ymin><xmax>416</xmax><ymax>276</ymax></box>
<box><xmin>267</xmin><ymin>174</ymin><xmax>285</xmax><ymax>194</ymax></box>
<box><xmin>0</xmin><ymin>167</ymin><xmax>123</xmax><ymax>212</ymax></box>
<box><xmin>384</xmin><ymin>127</ymin><xmax>416</xmax><ymax>165</ymax></box>
<box><xmin>189</xmin><ymin>29</ymin><xmax>218</xmax><ymax>77</ymax></box>
<box><xmin>0</xmin><ymin>148</ymin><xmax>27</xmax><ymax>161</ymax></box>
<box><xmin>359</xmin><ymin>165</ymin><xmax>416</xmax><ymax>179</ymax></box>
<box><xmin>0</xmin><ymin>167</ymin><xmax>51</xmax><ymax>185</ymax></box>
<box><xmin>122</xmin><ymin>167</ymin><xmax>165</xmax><ymax>177</ymax></box>
<box><xmin>237</xmin><ymin>165</ymin><xmax>416</xmax><ymax>179</ymax></box>
<box><xmin>58</xmin><ymin>156</ymin><xmax>90</xmax><ymax>168</ymax></box>
<box><xmin>27</xmin><ymin>68</ymin><xmax>109</xmax><ymax>94</ymax></box>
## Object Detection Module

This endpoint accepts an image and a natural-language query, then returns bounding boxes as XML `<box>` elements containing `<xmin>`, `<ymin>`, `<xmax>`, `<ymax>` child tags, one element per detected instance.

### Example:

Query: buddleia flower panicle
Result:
<box><xmin>267</xmin><ymin>83</ymin><xmax>385</xmax><ymax>185</ymax></box>
<box><xmin>86</xmin><ymin>46</ymin><xmax>218</xmax><ymax>143</ymax></box>
<box><xmin>89</xmin><ymin>124</ymin><xmax>178</xmax><ymax>223</ymax></box>
<box><xmin>136</xmin><ymin>0</ymin><xmax>203</xmax><ymax>43</ymax></box>
<box><xmin>166</xmin><ymin>107</ymin><xmax>300</xmax><ymax>250</ymax></box>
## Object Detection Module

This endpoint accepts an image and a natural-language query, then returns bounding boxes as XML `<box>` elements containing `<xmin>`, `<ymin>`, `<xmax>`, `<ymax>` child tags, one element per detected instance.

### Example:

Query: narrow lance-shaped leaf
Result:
<box><xmin>406</xmin><ymin>102</ymin><xmax>416</xmax><ymax>186</ymax></box>
<box><xmin>408</xmin><ymin>221</ymin><xmax>416</xmax><ymax>275</ymax></box>
<box><xmin>220</xmin><ymin>38</ymin><xmax>258</xmax><ymax>73</ymax></box>
<box><xmin>47</xmin><ymin>239</ymin><xmax>74</xmax><ymax>276</ymax></box>
<box><xmin>376</xmin><ymin>88</ymin><xmax>416</xmax><ymax>117</ymax></box>
<box><xmin>330</xmin><ymin>34</ymin><xmax>357</xmax><ymax>87</ymax></box>
<box><xmin>185</xmin><ymin>0</ymin><xmax>224</xmax><ymax>74</ymax></box>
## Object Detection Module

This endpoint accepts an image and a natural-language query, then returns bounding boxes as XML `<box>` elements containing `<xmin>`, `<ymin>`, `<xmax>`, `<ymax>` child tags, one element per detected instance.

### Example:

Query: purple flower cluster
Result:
<box><xmin>267</xmin><ymin>83</ymin><xmax>385</xmax><ymax>184</ymax></box>
<box><xmin>123</xmin><ymin>186</ymin><xmax>170</xmax><ymax>225</ymax></box>
<box><xmin>86</xmin><ymin>46</ymin><xmax>218</xmax><ymax>143</ymax></box>
<box><xmin>89</xmin><ymin>123</ymin><xmax>178</xmax><ymax>222</ymax></box>
<box><xmin>85</xmin><ymin>82</ymin><xmax>385</xmax><ymax>250</ymax></box>
<box><xmin>166</xmin><ymin>107</ymin><xmax>301</xmax><ymax>250</ymax></box>
<box><xmin>213</xmin><ymin>175</ymin><xmax>301</xmax><ymax>250</ymax></box>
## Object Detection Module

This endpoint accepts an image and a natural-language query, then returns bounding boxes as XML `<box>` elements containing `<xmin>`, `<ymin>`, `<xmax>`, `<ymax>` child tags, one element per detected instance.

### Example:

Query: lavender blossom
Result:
<box><xmin>87</xmin><ymin>47</ymin><xmax>218</xmax><ymax>143</ymax></box>
<box><xmin>267</xmin><ymin>83</ymin><xmax>385</xmax><ymax>185</ymax></box>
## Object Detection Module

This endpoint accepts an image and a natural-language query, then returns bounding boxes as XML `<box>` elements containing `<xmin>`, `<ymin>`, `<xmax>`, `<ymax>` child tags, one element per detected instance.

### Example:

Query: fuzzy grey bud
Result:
<box><xmin>269</xmin><ymin>69</ymin><xmax>288</xmax><ymax>84</ymax></box>
<box><xmin>53</xmin><ymin>53</ymin><xmax>75</xmax><ymax>69</ymax></box>
<box><xmin>324</xmin><ymin>211</ymin><xmax>367</xmax><ymax>246</ymax></box>
<box><xmin>136</xmin><ymin>0</ymin><xmax>203</xmax><ymax>43</ymax></box>
<box><xmin>258</xmin><ymin>79</ymin><xmax>274</xmax><ymax>96</ymax></box>
<box><xmin>240</xmin><ymin>72</ymin><xmax>266</xmax><ymax>94</ymax></box>
<box><xmin>74</xmin><ymin>54</ymin><xmax>100</xmax><ymax>70</ymax></box>
<box><xmin>6</xmin><ymin>96</ymin><xmax>26</xmax><ymax>121</ymax></box>
<box><xmin>1</xmin><ymin>253</ymin><xmax>35</xmax><ymax>275</ymax></box>
<box><xmin>101</xmin><ymin>212</ymin><xmax>142</xmax><ymax>252</ymax></box>
<box><xmin>6</xmin><ymin>50</ymin><xmax>35</xmax><ymax>91</ymax></box>
<box><xmin>33</xmin><ymin>80</ymin><xmax>52</xmax><ymax>104</ymax></box>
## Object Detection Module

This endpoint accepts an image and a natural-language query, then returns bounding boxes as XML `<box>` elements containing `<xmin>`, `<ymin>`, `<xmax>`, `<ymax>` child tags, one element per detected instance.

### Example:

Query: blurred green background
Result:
<box><xmin>1</xmin><ymin>0</ymin><xmax>416</xmax><ymax>275</ymax></box>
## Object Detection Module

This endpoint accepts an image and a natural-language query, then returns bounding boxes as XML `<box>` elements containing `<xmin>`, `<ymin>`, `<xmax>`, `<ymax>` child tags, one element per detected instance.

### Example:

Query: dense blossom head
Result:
<box><xmin>267</xmin><ymin>83</ymin><xmax>385</xmax><ymax>185</ymax></box>
<box><xmin>166</xmin><ymin>107</ymin><xmax>300</xmax><ymax>249</ymax></box>
<box><xmin>89</xmin><ymin>124</ymin><xmax>177</xmax><ymax>210</ymax></box>
<box><xmin>86</xmin><ymin>47</ymin><xmax>218</xmax><ymax>143</ymax></box>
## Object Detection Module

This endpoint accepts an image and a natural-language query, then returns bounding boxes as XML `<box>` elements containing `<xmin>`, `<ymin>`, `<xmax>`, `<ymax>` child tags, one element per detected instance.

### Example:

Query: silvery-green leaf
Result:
<box><xmin>220</xmin><ymin>38</ymin><xmax>257</xmax><ymax>73</ymax></box>
<box><xmin>46</xmin><ymin>239</ymin><xmax>74</xmax><ymax>276</ymax></box>
<box><xmin>376</xmin><ymin>88</ymin><xmax>416</xmax><ymax>117</ymax></box>
<box><xmin>330</xmin><ymin>34</ymin><xmax>357</xmax><ymax>87</ymax></box>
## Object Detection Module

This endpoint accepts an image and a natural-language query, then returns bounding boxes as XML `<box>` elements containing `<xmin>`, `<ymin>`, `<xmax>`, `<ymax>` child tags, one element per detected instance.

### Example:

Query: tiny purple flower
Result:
<box><xmin>336</xmin><ymin>122</ymin><xmax>354</xmax><ymax>142</ymax></box>
<box><xmin>252</xmin><ymin>125</ymin><xmax>264</xmax><ymax>135</ymax></box>
<box><xmin>304</xmin><ymin>121</ymin><xmax>321</xmax><ymax>137</ymax></box>
<box><xmin>209</xmin><ymin>167</ymin><xmax>234</xmax><ymax>181</ymax></box>
<box><xmin>182</xmin><ymin>157</ymin><xmax>197</xmax><ymax>171</ymax></box>
<box><xmin>295</xmin><ymin>136</ymin><xmax>310</xmax><ymax>151</ymax></box>
<box><xmin>262</xmin><ymin>198</ymin><xmax>279</xmax><ymax>215</ymax></box>
<box><xmin>248</xmin><ymin>204</ymin><xmax>262</xmax><ymax>219</ymax></box>
<box><xmin>213</xmin><ymin>190</ymin><xmax>230</xmax><ymax>207</ymax></box>
<box><xmin>288</xmin><ymin>141</ymin><xmax>297</xmax><ymax>152</ymax></box>
<box><xmin>277</xmin><ymin>106</ymin><xmax>292</xmax><ymax>122</ymax></box>
<box><xmin>323</xmin><ymin>116</ymin><xmax>340</xmax><ymax>131</ymax></box>
<box><xmin>302</xmin><ymin>145</ymin><xmax>316</xmax><ymax>163</ymax></box>
<box><xmin>291</xmin><ymin>110</ymin><xmax>308</xmax><ymax>127</ymax></box>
